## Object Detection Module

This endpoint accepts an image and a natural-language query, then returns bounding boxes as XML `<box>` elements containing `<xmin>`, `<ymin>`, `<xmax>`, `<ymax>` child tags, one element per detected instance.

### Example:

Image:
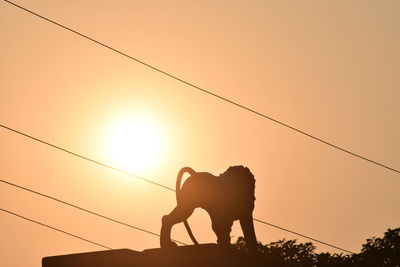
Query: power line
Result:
<box><xmin>0</xmin><ymin>124</ymin><xmax>174</xmax><ymax>192</ymax></box>
<box><xmin>0</xmin><ymin>177</ymin><xmax>186</xmax><ymax>246</ymax></box>
<box><xmin>253</xmin><ymin>219</ymin><xmax>354</xmax><ymax>254</ymax></box>
<box><xmin>0</xmin><ymin>207</ymin><xmax>112</xmax><ymax>250</ymax></box>
<box><xmin>0</xmin><ymin>124</ymin><xmax>353</xmax><ymax>253</ymax></box>
<box><xmin>3</xmin><ymin>0</ymin><xmax>399</xmax><ymax>175</ymax></box>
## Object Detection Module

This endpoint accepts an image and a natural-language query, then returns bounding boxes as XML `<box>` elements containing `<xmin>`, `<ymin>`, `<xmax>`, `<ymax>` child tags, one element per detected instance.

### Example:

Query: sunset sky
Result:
<box><xmin>1</xmin><ymin>0</ymin><xmax>400</xmax><ymax>266</ymax></box>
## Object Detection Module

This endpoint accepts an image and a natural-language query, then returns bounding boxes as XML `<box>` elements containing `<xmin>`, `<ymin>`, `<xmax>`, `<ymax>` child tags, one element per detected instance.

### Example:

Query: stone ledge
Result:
<box><xmin>42</xmin><ymin>244</ymin><xmax>279</xmax><ymax>267</ymax></box>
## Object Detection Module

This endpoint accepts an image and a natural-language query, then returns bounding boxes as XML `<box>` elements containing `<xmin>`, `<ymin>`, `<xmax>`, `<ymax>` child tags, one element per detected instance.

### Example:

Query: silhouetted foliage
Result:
<box><xmin>234</xmin><ymin>227</ymin><xmax>400</xmax><ymax>267</ymax></box>
<box><xmin>354</xmin><ymin>227</ymin><xmax>400</xmax><ymax>266</ymax></box>
<box><xmin>236</xmin><ymin>236</ymin><xmax>316</xmax><ymax>266</ymax></box>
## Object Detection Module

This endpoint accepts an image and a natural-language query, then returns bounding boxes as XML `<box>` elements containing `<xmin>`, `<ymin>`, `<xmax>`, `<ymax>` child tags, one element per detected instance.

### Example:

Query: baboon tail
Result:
<box><xmin>176</xmin><ymin>167</ymin><xmax>195</xmax><ymax>198</ymax></box>
<box><xmin>176</xmin><ymin>167</ymin><xmax>199</xmax><ymax>246</ymax></box>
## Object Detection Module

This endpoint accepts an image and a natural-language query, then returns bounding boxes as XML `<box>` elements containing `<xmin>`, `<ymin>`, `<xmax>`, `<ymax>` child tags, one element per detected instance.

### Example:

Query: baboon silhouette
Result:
<box><xmin>160</xmin><ymin>166</ymin><xmax>257</xmax><ymax>250</ymax></box>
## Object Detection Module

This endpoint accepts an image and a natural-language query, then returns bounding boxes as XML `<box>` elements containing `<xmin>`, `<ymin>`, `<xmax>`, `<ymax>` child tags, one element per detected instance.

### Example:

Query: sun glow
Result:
<box><xmin>106</xmin><ymin>115</ymin><xmax>165</xmax><ymax>174</ymax></box>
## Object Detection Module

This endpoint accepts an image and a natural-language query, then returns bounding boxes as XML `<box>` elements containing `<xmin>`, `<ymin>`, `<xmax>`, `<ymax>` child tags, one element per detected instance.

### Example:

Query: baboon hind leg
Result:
<box><xmin>160</xmin><ymin>205</ymin><xmax>194</xmax><ymax>248</ymax></box>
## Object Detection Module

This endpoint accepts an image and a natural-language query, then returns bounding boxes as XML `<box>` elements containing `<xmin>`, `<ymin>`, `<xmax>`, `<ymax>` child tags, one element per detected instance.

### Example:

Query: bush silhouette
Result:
<box><xmin>234</xmin><ymin>227</ymin><xmax>400</xmax><ymax>266</ymax></box>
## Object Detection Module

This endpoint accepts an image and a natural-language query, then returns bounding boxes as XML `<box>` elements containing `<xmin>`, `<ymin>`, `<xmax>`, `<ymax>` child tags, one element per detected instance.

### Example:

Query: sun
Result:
<box><xmin>105</xmin><ymin>115</ymin><xmax>164</xmax><ymax>174</ymax></box>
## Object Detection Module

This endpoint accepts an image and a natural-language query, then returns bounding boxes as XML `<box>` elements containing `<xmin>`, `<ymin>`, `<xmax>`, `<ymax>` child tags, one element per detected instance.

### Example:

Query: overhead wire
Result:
<box><xmin>0</xmin><ymin>124</ymin><xmax>174</xmax><ymax>192</ymax></box>
<box><xmin>0</xmin><ymin>177</ymin><xmax>186</xmax><ymax>245</ymax></box>
<box><xmin>253</xmin><ymin>219</ymin><xmax>354</xmax><ymax>254</ymax></box>
<box><xmin>0</xmin><ymin>124</ymin><xmax>353</xmax><ymax>253</ymax></box>
<box><xmin>2</xmin><ymin>0</ymin><xmax>399</xmax><ymax>175</ymax></box>
<box><xmin>0</xmin><ymin>207</ymin><xmax>112</xmax><ymax>250</ymax></box>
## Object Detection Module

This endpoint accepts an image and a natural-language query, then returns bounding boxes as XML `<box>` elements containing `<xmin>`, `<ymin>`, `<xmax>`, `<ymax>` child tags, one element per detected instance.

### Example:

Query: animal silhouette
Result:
<box><xmin>160</xmin><ymin>166</ymin><xmax>257</xmax><ymax>250</ymax></box>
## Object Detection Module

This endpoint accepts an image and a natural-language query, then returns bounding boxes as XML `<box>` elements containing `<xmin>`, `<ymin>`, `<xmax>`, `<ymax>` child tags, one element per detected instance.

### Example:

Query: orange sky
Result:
<box><xmin>1</xmin><ymin>1</ymin><xmax>400</xmax><ymax>266</ymax></box>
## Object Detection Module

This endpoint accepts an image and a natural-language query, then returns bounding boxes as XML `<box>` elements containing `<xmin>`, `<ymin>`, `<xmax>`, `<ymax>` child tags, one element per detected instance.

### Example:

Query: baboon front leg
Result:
<box><xmin>211</xmin><ymin>216</ymin><xmax>233</xmax><ymax>246</ymax></box>
<box><xmin>160</xmin><ymin>205</ymin><xmax>194</xmax><ymax>248</ymax></box>
<box><xmin>239</xmin><ymin>213</ymin><xmax>257</xmax><ymax>251</ymax></box>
